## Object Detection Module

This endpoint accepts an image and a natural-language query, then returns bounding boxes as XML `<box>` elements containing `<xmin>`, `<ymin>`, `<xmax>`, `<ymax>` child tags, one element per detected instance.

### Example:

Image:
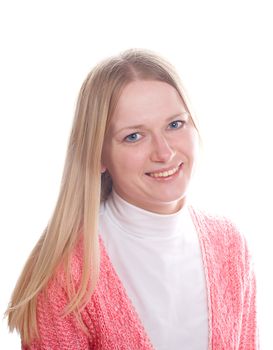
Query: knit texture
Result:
<box><xmin>22</xmin><ymin>208</ymin><xmax>258</xmax><ymax>349</ymax></box>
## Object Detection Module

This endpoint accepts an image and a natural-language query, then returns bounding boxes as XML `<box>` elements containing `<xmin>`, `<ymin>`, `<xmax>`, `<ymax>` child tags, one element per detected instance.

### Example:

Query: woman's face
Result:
<box><xmin>102</xmin><ymin>80</ymin><xmax>199</xmax><ymax>214</ymax></box>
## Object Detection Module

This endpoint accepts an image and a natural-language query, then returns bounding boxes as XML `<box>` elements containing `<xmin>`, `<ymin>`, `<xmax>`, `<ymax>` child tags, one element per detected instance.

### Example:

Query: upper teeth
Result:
<box><xmin>149</xmin><ymin>165</ymin><xmax>180</xmax><ymax>178</ymax></box>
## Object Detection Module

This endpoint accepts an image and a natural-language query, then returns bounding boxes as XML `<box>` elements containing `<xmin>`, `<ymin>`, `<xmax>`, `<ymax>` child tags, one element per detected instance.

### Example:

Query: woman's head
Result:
<box><xmin>102</xmin><ymin>79</ymin><xmax>199</xmax><ymax>214</ymax></box>
<box><xmin>69</xmin><ymin>48</ymin><xmax>199</xmax><ymax>211</ymax></box>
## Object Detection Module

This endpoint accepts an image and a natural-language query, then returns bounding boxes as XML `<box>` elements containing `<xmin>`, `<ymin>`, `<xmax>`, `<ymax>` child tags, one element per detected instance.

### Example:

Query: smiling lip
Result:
<box><xmin>146</xmin><ymin>162</ymin><xmax>183</xmax><ymax>178</ymax></box>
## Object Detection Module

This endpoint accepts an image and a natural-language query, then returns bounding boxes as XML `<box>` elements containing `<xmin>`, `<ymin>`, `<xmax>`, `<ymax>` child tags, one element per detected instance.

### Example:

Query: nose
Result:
<box><xmin>150</xmin><ymin>134</ymin><xmax>175</xmax><ymax>163</ymax></box>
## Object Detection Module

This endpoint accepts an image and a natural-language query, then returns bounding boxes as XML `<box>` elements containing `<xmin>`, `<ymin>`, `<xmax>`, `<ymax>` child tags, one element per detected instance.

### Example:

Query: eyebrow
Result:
<box><xmin>113</xmin><ymin>112</ymin><xmax>190</xmax><ymax>135</ymax></box>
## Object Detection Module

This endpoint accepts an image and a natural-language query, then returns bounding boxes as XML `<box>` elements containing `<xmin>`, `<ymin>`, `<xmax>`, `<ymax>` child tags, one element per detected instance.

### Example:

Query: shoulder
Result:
<box><xmin>189</xmin><ymin>206</ymin><xmax>245</xmax><ymax>245</ymax></box>
<box><xmin>189</xmin><ymin>206</ymin><xmax>255</xmax><ymax>292</ymax></box>
<box><xmin>37</xmin><ymin>238</ymin><xmax>85</xmax><ymax>309</ymax></box>
<box><xmin>189</xmin><ymin>206</ymin><xmax>251</xmax><ymax>268</ymax></box>
<box><xmin>41</xmin><ymin>236</ymin><xmax>109</xmax><ymax>300</ymax></box>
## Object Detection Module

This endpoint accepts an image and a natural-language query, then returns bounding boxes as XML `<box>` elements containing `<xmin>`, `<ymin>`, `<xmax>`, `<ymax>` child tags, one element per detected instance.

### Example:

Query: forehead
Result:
<box><xmin>110</xmin><ymin>80</ymin><xmax>187</xmax><ymax>127</ymax></box>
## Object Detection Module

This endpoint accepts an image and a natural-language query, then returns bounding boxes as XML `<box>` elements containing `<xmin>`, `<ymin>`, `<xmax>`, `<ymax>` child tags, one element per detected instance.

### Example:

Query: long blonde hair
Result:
<box><xmin>6</xmin><ymin>48</ymin><xmax>198</xmax><ymax>345</ymax></box>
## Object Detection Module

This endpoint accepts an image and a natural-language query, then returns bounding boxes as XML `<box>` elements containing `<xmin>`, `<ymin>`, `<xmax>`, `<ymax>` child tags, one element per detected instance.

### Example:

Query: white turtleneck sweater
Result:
<box><xmin>99</xmin><ymin>191</ymin><xmax>208</xmax><ymax>350</ymax></box>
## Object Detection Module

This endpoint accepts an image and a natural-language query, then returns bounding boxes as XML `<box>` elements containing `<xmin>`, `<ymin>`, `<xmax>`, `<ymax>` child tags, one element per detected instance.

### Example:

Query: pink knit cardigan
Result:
<box><xmin>23</xmin><ymin>208</ymin><xmax>258</xmax><ymax>349</ymax></box>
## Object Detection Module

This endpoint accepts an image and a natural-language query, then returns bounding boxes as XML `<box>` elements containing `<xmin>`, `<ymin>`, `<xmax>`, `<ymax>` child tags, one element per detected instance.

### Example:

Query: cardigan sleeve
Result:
<box><xmin>239</xmin><ymin>237</ymin><xmax>259</xmax><ymax>349</ymax></box>
<box><xmin>22</xmin><ymin>277</ymin><xmax>91</xmax><ymax>350</ymax></box>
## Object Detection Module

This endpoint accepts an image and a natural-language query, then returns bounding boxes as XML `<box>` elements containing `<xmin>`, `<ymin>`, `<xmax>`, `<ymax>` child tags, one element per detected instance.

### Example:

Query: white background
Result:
<box><xmin>0</xmin><ymin>0</ymin><xmax>272</xmax><ymax>348</ymax></box>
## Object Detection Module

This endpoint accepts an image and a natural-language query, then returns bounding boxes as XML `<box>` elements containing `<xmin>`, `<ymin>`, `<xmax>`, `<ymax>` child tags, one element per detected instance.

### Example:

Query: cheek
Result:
<box><xmin>184</xmin><ymin>129</ymin><xmax>199</xmax><ymax>154</ymax></box>
<box><xmin>175</xmin><ymin>132</ymin><xmax>199</xmax><ymax>164</ymax></box>
<box><xmin>120</xmin><ymin>148</ymin><xmax>147</xmax><ymax>173</ymax></box>
<box><xmin>104</xmin><ymin>146</ymin><xmax>147</xmax><ymax>177</ymax></box>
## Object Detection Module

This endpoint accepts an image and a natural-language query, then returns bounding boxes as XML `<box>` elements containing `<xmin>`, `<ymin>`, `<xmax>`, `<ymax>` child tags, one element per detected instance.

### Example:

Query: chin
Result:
<box><xmin>152</xmin><ymin>194</ymin><xmax>186</xmax><ymax>207</ymax></box>
<box><xmin>157</xmin><ymin>190</ymin><xmax>186</xmax><ymax>202</ymax></box>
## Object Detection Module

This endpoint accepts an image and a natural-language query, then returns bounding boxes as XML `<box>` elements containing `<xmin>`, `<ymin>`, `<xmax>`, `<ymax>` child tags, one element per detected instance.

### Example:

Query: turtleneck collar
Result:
<box><xmin>102</xmin><ymin>190</ymin><xmax>191</xmax><ymax>239</ymax></box>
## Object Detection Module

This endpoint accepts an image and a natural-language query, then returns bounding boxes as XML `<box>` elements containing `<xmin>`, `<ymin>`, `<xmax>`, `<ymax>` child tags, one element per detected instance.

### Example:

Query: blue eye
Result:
<box><xmin>124</xmin><ymin>133</ymin><xmax>141</xmax><ymax>143</ymax></box>
<box><xmin>168</xmin><ymin>120</ymin><xmax>185</xmax><ymax>129</ymax></box>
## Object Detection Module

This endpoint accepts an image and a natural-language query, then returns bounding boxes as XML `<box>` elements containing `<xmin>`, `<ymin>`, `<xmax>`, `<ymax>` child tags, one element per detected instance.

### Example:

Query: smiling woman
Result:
<box><xmin>5</xmin><ymin>49</ymin><xmax>258</xmax><ymax>349</ymax></box>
